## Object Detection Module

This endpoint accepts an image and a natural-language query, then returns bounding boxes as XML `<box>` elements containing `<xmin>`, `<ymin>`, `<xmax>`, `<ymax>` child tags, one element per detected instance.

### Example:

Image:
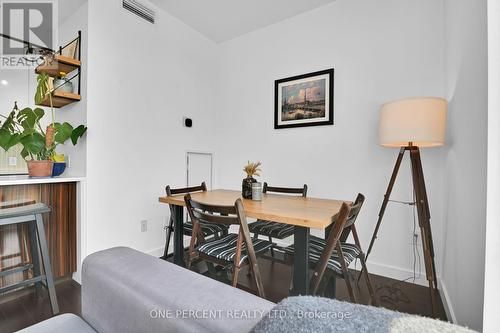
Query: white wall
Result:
<box><xmin>85</xmin><ymin>0</ymin><xmax>218</xmax><ymax>255</ymax></box>
<box><xmin>76</xmin><ymin>0</ymin><xmax>489</xmax><ymax>329</ymax></box>
<box><xmin>214</xmin><ymin>0</ymin><xmax>446</xmax><ymax>287</ymax></box>
<box><xmin>56</xmin><ymin>1</ymin><xmax>88</xmax><ymax>177</ymax></box>
<box><xmin>484</xmin><ymin>0</ymin><xmax>500</xmax><ymax>331</ymax></box>
<box><xmin>441</xmin><ymin>0</ymin><xmax>488</xmax><ymax>330</ymax></box>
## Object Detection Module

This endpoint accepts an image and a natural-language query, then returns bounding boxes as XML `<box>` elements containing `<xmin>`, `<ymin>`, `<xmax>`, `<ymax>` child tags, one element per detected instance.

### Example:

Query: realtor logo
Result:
<box><xmin>0</xmin><ymin>0</ymin><xmax>57</xmax><ymax>68</ymax></box>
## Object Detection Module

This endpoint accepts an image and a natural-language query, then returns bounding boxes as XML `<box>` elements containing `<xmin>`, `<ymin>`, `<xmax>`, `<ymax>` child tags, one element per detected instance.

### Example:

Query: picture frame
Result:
<box><xmin>274</xmin><ymin>68</ymin><xmax>334</xmax><ymax>129</ymax></box>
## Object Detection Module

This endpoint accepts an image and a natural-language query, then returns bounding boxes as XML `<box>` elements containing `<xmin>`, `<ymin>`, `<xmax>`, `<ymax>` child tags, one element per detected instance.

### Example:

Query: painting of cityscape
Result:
<box><xmin>275</xmin><ymin>69</ymin><xmax>334</xmax><ymax>129</ymax></box>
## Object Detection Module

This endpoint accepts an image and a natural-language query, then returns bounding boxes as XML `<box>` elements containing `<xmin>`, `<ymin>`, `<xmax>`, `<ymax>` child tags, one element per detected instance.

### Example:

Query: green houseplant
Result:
<box><xmin>0</xmin><ymin>72</ymin><xmax>87</xmax><ymax>177</ymax></box>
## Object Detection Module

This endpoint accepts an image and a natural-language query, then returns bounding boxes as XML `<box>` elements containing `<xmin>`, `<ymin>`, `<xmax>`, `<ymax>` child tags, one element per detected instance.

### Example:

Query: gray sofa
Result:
<box><xmin>19</xmin><ymin>247</ymin><xmax>475</xmax><ymax>333</ymax></box>
<box><xmin>19</xmin><ymin>247</ymin><xmax>274</xmax><ymax>333</ymax></box>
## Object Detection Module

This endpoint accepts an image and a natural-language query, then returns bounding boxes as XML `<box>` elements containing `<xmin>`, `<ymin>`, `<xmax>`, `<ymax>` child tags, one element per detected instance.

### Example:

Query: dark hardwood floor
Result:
<box><xmin>0</xmin><ymin>278</ymin><xmax>81</xmax><ymax>332</ymax></box>
<box><xmin>0</xmin><ymin>254</ymin><xmax>446</xmax><ymax>333</ymax></box>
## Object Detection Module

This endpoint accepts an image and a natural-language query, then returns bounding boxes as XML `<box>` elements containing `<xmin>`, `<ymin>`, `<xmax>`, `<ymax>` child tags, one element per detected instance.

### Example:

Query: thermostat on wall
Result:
<box><xmin>183</xmin><ymin>117</ymin><xmax>193</xmax><ymax>128</ymax></box>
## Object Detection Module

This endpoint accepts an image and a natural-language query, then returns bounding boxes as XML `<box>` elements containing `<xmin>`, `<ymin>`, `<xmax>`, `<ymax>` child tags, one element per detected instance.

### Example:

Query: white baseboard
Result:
<box><xmin>438</xmin><ymin>278</ymin><xmax>457</xmax><ymax>323</ymax></box>
<box><xmin>366</xmin><ymin>260</ymin><xmax>428</xmax><ymax>287</ymax></box>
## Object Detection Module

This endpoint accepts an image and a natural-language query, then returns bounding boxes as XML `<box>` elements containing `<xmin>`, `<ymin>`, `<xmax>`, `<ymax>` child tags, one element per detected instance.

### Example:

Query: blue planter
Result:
<box><xmin>52</xmin><ymin>162</ymin><xmax>66</xmax><ymax>177</ymax></box>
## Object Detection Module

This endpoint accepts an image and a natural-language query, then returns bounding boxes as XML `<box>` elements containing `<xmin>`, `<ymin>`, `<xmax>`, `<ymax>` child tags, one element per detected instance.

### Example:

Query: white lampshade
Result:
<box><xmin>379</xmin><ymin>97</ymin><xmax>447</xmax><ymax>148</ymax></box>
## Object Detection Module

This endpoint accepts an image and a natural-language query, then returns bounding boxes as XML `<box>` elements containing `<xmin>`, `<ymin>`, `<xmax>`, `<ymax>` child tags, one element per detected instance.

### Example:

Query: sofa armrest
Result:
<box><xmin>82</xmin><ymin>247</ymin><xmax>274</xmax><ymax>333</ymax></box>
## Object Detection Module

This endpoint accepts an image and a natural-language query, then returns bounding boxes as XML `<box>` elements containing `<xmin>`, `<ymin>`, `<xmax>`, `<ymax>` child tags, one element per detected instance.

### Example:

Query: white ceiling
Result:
<box><xmin>150</xmin><ymin>0</ymin><xmax>336</xmax><ymax>43</ymax></box>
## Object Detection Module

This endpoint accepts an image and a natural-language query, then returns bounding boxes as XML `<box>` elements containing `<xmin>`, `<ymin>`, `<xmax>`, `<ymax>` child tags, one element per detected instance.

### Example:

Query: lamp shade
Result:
<box><xmin>379</xmin><ymin>97</ymin><xmax>447</xmax><ymax>148</ymax></box>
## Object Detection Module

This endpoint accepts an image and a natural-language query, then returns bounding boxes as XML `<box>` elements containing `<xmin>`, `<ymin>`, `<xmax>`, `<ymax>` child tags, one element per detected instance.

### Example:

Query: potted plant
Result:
<box><xmin>0</xmin><ymin>72</ymin><xmax>86</xmax><ymax>177</ymax></box>
<box><xmin>242</xmin><ymin>161</ymin><xmax>262</xmax><ymax>199</ymax></box>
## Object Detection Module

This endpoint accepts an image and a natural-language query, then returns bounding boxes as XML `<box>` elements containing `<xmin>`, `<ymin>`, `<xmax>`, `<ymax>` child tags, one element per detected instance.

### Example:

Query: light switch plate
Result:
<box><xmin>8</xmin><ymin>156</ymin><xmax>17</xmax><ymax>166</ymax></box>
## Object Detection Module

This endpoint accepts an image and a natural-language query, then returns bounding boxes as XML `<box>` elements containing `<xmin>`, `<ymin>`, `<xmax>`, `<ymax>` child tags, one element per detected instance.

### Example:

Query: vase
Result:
<box><xmin>52</xmin><ymin>162</ymin><xmax>66</xmax><ymax>177</ymax></box>
<box><xmin>53</xmin><ymin>77</ymin><xmax>74</xmax><ymax>93</ymax></box>
<box><xmin>27</xmin><ymin>160</ymin><xmax>54</xmax><ymax>177</ymax></box>
<box><xmin>242</xmin><ymin>177</ymin><xmax>256</xmax><ymax>199</ymax></box>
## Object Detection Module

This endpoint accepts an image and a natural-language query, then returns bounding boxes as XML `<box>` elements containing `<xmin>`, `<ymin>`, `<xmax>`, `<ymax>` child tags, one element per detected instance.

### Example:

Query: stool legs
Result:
<box><xmin>35</xmin><ymin>213</ymin><xmax>59</xmax><ymax>315</ymax></box>
<box><xmin>27</xmin><ymin>221</ymin><xmax>43</xmax><ymax>296</ymax></box>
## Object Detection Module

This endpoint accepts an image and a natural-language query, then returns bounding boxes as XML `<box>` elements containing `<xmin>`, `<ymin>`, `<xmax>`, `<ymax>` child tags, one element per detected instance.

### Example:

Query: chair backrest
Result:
<box><xmin>262</xmin><ymin>182</ymin><xmax>308</xmax><ymax>197</ymax></box>
<box><xmin>184</xmin><ymin>193</ymin><xmax>242</xmax><ymax>227</ymax></box>
<box><xmin>339</xmin><ymin>193</ymin><xmax>364</xmax><ymax>242</ymax></box>
<box><xmin>165</xmin><ymin>182</ymin><xmax>207</xmax><ymax>197</ymax></box>
<box><xmin>184</xmin><ymin>194</ymin><xmax>256</xmax><ymax>266</ymax></box>
<box><xmin>329</xmin><ymin>193</ymin><xmax>364</xmax><ymax>236</ymax></box>
<box><xmin>342</xmin><ymin>193</ymin><xmax>364</xmax><ymax>228</ymax></box>
<box><xmin>321</xmin><ymin>193</ymin><xmax>366</xmax><ymax>270</ymax></box>
<box><xmin>165</xmin><ymin>182</ymin><xmax>207</xmax><ymax>217</ymax></box>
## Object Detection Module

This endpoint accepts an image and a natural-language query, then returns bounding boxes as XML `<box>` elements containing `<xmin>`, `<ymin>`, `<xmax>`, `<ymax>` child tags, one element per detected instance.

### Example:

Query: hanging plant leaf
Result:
<box><xmin>35</xmin><ymin>73</ymin><xmax>50</xmax><ymax>105</ymax></box>
<box><xmin>71</xmin><ymin>125</ymin><xmax>87</xmax><ymax>145</ymax></box>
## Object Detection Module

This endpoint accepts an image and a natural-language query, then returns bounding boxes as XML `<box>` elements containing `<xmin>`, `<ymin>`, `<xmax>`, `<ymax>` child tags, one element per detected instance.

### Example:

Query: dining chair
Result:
<box><xmin>285</xmin><ymin>194</ymin><xmax>377</xmax><ymax>305</ymax></box>
<box><xmin>184</xmin><ymin>194</ymin><xmax>271</xmax><ymax>298</ymax></box>
<box><xmin>161</xmin><ymin>182</ymin><xmax>229</xmax><ymax>260</ymax></box>
<box><xmin>248</xmin><ymin>182</ymin><xmax>307</xmax><ymax>256</ymax></box>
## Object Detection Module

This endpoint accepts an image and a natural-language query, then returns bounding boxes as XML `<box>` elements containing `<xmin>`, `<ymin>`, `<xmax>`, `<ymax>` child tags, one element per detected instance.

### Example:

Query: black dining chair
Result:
<box><xmin>184</xmin><ymin>194</ymin><xmax>271</xmax><ymax>298</ymax></box>
<box><xmin>160</xmin><ymin>182</ymin><xmax>229</xmax><ymax>260</ymax></box>
<box><xmin>247</xmin><ymin>182</ymin><xmax>307</xmax><ymax>256</ymax></box>
<box><xmin>285</xmin><ymin>194</ymin><xmax>377</xmax><ymax>305</ymax></box>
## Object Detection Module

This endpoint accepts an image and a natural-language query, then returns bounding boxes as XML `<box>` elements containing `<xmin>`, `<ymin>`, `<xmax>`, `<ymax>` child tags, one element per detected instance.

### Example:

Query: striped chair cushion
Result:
<box><xmin>283</xmin><ymin>235</ymin><xmax>361</xmax><ymax>275</ymax></box>
<box><xmin>182</xmin><ymin>220</ymin><xmax>228</xmax><ymax>237</ymax></box>
<box><xmin>248</xmin><ymin>219</ymin><xmax>295</xmax><ymax>239</ymax></box>
<box><xmin>196</xmin><ymin>234</ymin><xmax>273</xmax><ymax>265</ymax></box>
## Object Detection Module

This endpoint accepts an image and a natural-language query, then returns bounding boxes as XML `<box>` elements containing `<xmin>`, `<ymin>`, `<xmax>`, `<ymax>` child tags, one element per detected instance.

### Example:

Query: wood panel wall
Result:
<box><xmin>0</xmin><ymin>183</ymin><xmax>77</xmax><ymax>288</ymax></box>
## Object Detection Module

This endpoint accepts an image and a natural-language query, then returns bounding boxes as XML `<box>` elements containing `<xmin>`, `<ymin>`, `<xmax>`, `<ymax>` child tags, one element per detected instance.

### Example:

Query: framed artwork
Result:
<box><xmin>274</xmin><ymin>68</ymin><xmax>334</xmax><ymax>129</ymax></box>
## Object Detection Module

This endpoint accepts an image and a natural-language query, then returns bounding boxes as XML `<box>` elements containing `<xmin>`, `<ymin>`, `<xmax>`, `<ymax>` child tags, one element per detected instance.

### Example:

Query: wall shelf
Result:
<box><xmin>34</xmin><ymin>31</ymin><xmax>82</xmax><ymax>109</ymax></box>
<box><xmin>35</xmin><ymin>54</ymin><xmax>81</xmax><ymax>77</ymax></box>
<box><xmin>37</xmin><ymin>90</ymin><xmax>81</xmax><ymax>108</ymax></box>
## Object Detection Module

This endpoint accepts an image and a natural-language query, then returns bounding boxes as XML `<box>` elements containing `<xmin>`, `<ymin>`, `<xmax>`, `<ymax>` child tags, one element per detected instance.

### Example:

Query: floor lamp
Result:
<box><xmin>365</xmin><ymin>97</ymin><xmax>447</xmax><ymax>318</ymax></box>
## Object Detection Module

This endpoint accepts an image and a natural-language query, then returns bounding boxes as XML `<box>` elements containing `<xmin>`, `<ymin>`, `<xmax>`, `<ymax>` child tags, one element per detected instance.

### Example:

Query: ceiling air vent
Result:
<box><xmin>122</xmin><ymin>0</ymin><xmax>155</xmax><ymax>24</ymax></box>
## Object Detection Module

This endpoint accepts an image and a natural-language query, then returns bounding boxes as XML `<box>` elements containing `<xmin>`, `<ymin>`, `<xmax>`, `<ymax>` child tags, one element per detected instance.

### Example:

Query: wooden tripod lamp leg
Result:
<box><xmin>361</xmin><ymin>147</ymin><xmax>406</xmax><ymax>283</ymax></box>
<box><xmin>366</xmin><ymin>147</ymin><xmax>406</xmax><ymax>261</ymax></box>
<box><xmin>366</xmin><ymin>145</ymin><xmax>440</xmax><ymax>318</ymax></box>
<box><xmin>409</xmin><ymin>147</ymin><xmax>439</xmax><ymax>318</ymax></box>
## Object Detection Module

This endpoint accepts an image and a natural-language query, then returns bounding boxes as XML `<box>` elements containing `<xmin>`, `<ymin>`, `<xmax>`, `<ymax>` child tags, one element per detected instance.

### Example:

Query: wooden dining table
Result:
<box><xmin>158</xmin><ymin>189</ymin><xmax>347</xmax><ymax>295</ymax></box>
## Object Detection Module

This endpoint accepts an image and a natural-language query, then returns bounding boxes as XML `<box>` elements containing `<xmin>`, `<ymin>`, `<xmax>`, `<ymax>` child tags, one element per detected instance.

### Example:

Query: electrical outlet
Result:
<box><xmin>141</xmin><ymin>220</ymin><xmax>148</xmax><ymax>232</ymax></box>
<box><xmin>8</xmin><ymin>156</ymin><xmax>17</xmax><ymax>166</ymax></box>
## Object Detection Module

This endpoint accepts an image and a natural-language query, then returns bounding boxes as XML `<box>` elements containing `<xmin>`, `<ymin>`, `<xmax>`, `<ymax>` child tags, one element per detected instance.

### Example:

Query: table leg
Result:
<box><xmin>292</xmin><ymin>226</ymin><xmax>309</xmax><ymax>295</ymax></box>
<box><xmin>173</xmin><ymin>205</ymin><xmax>185</xmax><ymax>267</ymax></box>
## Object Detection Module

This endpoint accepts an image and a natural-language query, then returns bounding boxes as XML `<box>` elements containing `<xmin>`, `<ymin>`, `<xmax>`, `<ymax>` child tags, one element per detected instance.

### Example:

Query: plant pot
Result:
<box><xmin>242</xmin><ymin>177</ymin><xmax>256</xmax><ymax>199</ymax></box>
<box><xmin>53</xmin><ymin>78</ymin><xmax>74</xmax><ymax>93</ymax></box>
<box><xmin>52</xmin><ymin>162</ymin><xmax>66</xmax><ymax>177</ymax></box>
<box><xmin>27</xmin><ymin>160</ymin><xmax>54</xmax><ymax>177</ymax></box>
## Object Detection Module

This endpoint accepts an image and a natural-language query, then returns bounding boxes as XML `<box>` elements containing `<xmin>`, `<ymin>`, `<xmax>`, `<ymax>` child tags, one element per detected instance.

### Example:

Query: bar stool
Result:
<box><xmin>0</xmin><ymin>199</ymin><xmax>36</xmax><ymax>281</ymax></box>
<box><xmin>0</xmin><ymin>203</ymin><xmax>59</xmax><ymax>315</ymax></box>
